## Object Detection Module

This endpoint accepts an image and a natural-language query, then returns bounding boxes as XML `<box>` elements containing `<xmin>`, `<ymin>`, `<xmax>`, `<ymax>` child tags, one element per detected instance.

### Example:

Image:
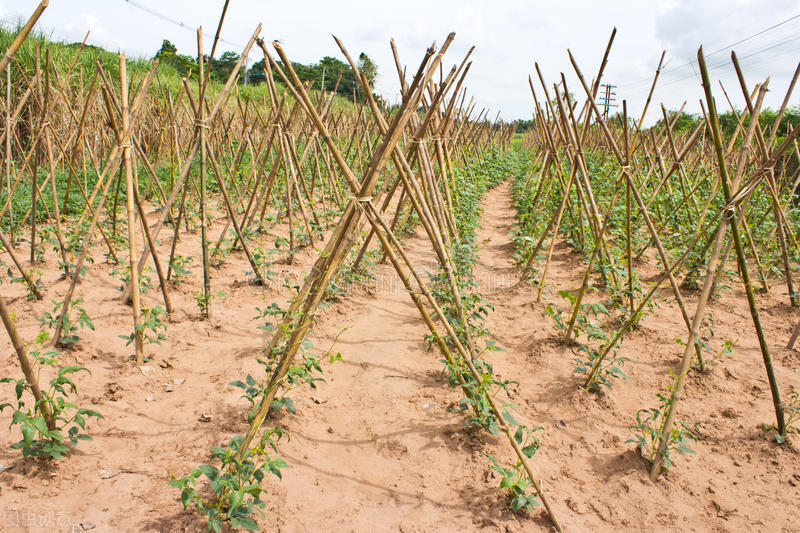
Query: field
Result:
<box><xmin>1</xmin><ymin>3</ymin><xmax>800</xmax><ymax>532</ymax></box>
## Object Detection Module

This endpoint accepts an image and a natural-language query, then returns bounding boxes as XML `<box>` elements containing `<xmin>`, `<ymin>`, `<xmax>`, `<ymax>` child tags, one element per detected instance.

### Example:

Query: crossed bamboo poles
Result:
<box><xmin>0</xmin><ymin>9</ymin><xmax>563</xmax><ymax>530</ymax></box>
<box><xmin>521</xmin><ymin>36</ymin><xmax>800</xmax><ymax>479</ymax></box>
<box><xmin>9</xmin><ymin>1</ymin><xmax>797</xmax><ymax>523</ymax></box>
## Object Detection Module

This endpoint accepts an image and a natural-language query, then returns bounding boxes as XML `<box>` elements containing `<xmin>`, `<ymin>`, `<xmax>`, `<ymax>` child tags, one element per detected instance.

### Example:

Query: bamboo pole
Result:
<box><xmin>120</xmin><ymin>54</ymin><xmax>144</xmax><ymax>363</ymax></box>
<box><xmin>0</xmin><ymin>290</ymin><xmax>55</xmax><ymax>430</ymax></box>
<box><xmin>0</xmin><ymin>0</ymin><xmax>49</xmax><ymax>74</ymax></box>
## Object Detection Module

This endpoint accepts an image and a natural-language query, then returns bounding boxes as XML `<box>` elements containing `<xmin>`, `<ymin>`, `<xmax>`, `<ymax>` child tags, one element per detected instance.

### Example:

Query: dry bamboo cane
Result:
<box><xmin>535</xmin><ymin>161</ymin><xmax>582</xmax><ymax>303</ymax></box>
<box><xmin>240</xmin><ymin>36</ymin><xmax>448</xmax><ymax>458</ymax></box>
<box><xmin>520</xmin><ymin>162</ymin><xmax>576</xmax><ymax>282</ymax></box>
<box><xmin>583</xmin><ymin>206</ymin><xmax>723</xmax><ymax>389</ymax></box>
<box><xmin>558</xmin><ymin>76</ymin><xmax>619</xmax><ymax>286</ymax></box>
<box><xmin>0</xmin><ymin>227</ymin><xmax>41</xmax><ymax>297</ymax></box>
<box><xmin>259</xmin><ymin>35</ymin><xmax>443</xmax><ymax>340</ymax></box>
<box><xmin>41</xmin><ymin>51</ymin><xmax>70</xmax><ymax>277</ymax></box>
<box><xmin>287</xmin><ymin>136</ymin><xmax>322</xmax><ymax>231</ymax></box>
<box><xmin>355</xmin><ymin>200</ymin><xmax>564</xmax><ymax>532</ymax></box>
<box><xmin>569</xmin><ymin>50</ymin><xmax>704</xmax><ymax>364</ymax></box>
<box><xmin>131</xmin><ymin>170</ymin><xmax>173</xmax><ymax>317</ymax></box>
<box><xmin>704</xmin><ymin>82</ymin><xmax>773</xmax><ymax>297</ymax></box>
<box><xmin>282</xmin><ymin>134</ymin><xmax>315</xmax><ymax>243</ymax></box>
<box><xmin>50</xmin><ymin>64</ymin><xmax>158</xmax><ymax>344</ymax></box>
<box><xmin>120</xmin><ymin>25</ymin><xmax>262</xmax><ymax>305</ymax></box>
<box><xmin>166</xmin><ymin>173</ymin><xmax>188</xmax><ymax>281</ymax></box>
<box><xmin>330</xmin><ymin>38</ymin><xmax>479</xmax><ymax>358</ymax></box>
<box><xmin>0</xmin><ymin>290</ymin><xmax>55</xmax><ymax>430</ymax></box>
<box><xmin>5</xmin><ymin>64</ymin><xmax>12</xmax><ymax>237</ymax></box>
<box><xmin>45</xmin><ymin>110</ymin><xmax>120</xmax><ymax>264</ymax></box>
<box><xmin>563</xmin><ymin>175</ymin><xmax>623</xmax><ymax>343</ymax></box>
<box><xmin>204</xmin><ymin>142</ymin><xmax>265</xmax><ymax>285</ymax></box>
<box><xmin>396</xmin><ymin>116</ymin><xmax>480</xmax><ymax>356</ymax></box>
<box><xmin>120</xmin><ymin>54</ymin><xmax>144</xmax><ymax>363</ymax></box>
<box><xmin>30</xmin><ymin>52</ymin><xmax>39</xmax><ymax>265</ymax></box>
<box><xmin>197</xmin><ymin>28</ymin><xmax>211</xmax><ymax>319</ymax></box>
<box><xmin>767</xmin><ymin>61</ymin><xmax>800</xmax><ymax>147</ymax></box>
<box><xmin>651</xmin><ymin>47</ymin><xmax>788</xmax><ymax>476</ymax></box>
<box><xmin>0</xmin><ymin>0</ymin><xmax>48</xmax><ymax>74</ymax></box>
<box><xmin>729</xmin><ymin>57</ymin><xmax>797</xmax><ymax>307</ymax></box>
<box><xmin>283</xmin><ymin>139</ymin><xmax>295</xmax><ymax>264</ymax></box>
<box><xmin>79</xmin><ymin>60</ymin><xmax>150</xmax><ymax>226</ymax></box>
<box><xmin>623</xmin><ymin>101</ymin><xmax>635</xmax><ymax>313</ymax></box>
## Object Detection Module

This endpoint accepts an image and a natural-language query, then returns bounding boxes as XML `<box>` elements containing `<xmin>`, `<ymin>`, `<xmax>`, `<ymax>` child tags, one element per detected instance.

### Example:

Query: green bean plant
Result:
<box><xmin>119</xmin><ymin>305</ymin><xmax>168</xmax><ymax>347</ymax></box>
<box><xmin>485</xmin><ymin>424</ymin><xmax>543</xmax><ymax>512</ymax></box>
<box><xmin>763</xmin><ymin>389</ymin><xmax>800</xmax><ymax>444</ymax></box>
<box><xmin>169</xmin><ymin>430</ymin><xmax>288</xmax><ymax>532</ymax></box>
<box><xmin>627</xmin><ymin>371</ymin><xmax>696</xmax><ymax>471</ymax></box>
<box><xmin>169</xmin><ymin>254</ymin><xmax>193</xmax><ymax>285</ymax></box>
<box><xmin>0</xmin><ymin>333</ymin><xmax>103</xmax><ymax>460</ymax></box>
<box><xmin>36</xmin><ymin>298</ymin><xmax>94</xmax><ymax>346</ymax></box>
<box><xmin>544</xmin><ymin>290</ymin><xmax>631</xmax><ymax>391</ymax></box>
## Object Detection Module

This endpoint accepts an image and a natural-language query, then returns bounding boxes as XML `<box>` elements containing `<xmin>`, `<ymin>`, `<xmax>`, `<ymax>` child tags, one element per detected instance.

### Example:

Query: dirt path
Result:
<box><xmin>258</xmin><ymin>220</ymin><xmax>538</xmax><ymax>532</ymax></box>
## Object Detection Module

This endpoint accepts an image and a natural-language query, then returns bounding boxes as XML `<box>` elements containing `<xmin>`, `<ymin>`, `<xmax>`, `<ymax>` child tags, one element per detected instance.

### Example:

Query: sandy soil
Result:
<box><xmin>1</xmin><ymin>182</ymin><xmax>799</xmax><ymax>532</ymax></box>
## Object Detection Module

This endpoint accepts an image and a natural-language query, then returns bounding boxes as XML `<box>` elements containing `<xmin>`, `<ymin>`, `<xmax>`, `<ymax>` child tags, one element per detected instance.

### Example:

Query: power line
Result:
<box><xmin>618</xmin><ymin>30</ymin><xmax>800</xmax><ymax>100</ymax></box>
<box><xmin>619</xmin><ymin>12</ymin><xmax>800</xmax><ymax>89</ymax></box>
<box><xmin>121</xmin><ymin>0</ymin><xmax>249</xmax><ymax>54</ymax></box>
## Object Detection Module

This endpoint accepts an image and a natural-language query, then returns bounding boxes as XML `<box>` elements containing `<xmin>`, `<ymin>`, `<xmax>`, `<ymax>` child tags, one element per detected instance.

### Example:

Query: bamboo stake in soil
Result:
<box><xmin>651</xmin><ymin>46</ymin><xmax>787</xmax><ymax>477</ymax></box>
<box><xmin>0</xmin><ymin>290</ymin><xmax>55</xmax><ymax>430</ymax></box>
<box><xmin>698</xmin><ymin>48</ymin><xmax>785</xmax><ymax>433</ymax></box>
<box><xmin>51</xmin><ymin>63</ymin><xmax>158</xmax><ymax>345</ymax></box>
<box><xmin>5</xmin><ymin>64</ymin><xmax>12</xmax><ymax>238</ymax></box>
<box><xmin>197</xmin><ymin>28</ymin><xmax>211</xmax><ymax>319</ymax></box>
<box><xmin>120</xmin><ymin>54</ymin><xmax>144</xmax><ymax>364</ymax></box>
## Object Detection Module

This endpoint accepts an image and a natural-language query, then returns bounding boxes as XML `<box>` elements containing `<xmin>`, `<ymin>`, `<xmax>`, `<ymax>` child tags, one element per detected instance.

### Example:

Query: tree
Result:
<box><xmin>655</xmin><ymin>110</ymin><xmax>698</xmax><ymax>134</ymax></box>
<box><xmin>211</xmin><ymin>50</ymin><xmax>239</xmax><ymax>82</ymax></box>
<box><xmin>319</xmin><ymin>56</ymin><xmax>356</xmax><ymax>95</ymax></box>
<box><xmin>513</xmin><ymin>118</ymin><xmax>535</xmax><ymax>132</ymax></box>
<box><xmin>155</xmin><ymin>39</ymin><xmax>177</xmax><ymax>57</ymax></box>
<box><xmin>244</xmin><ymin>54</ymin><xmax>377</xmax><ymax>102</ymax></box>
<box><xmin>357</xmin><ymin>52</ymin><xmax>377</xmax><ymax>85</ymax></box>
<box><xmin>247</xmin><ymin>58</ymin><xmax>267</xmax><ymax>84</ymax></box>
<box><xmin>153</xmin><ymin>39</ymin><xmax>196</xmax><ymax>78</ymax></box>
<box><xmin>356</xmin><ymin>52</ymin><xmax>378</xmax><ymax>101</ymax></box>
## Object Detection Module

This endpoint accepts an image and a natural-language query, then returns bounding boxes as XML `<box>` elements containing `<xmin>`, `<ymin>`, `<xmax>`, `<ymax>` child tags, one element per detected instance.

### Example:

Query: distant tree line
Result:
<box><xmin>153</xmin><ymin>39</ymin><xmax>378</xmax><ymax>102</ymax></box>
<box><xmin>515</xmin><ymin>106</ymin><xmax>799</xmax><ymax>141</ymax></box>
<box><xmin>649</xmin><ymin>107</ymin><xmax>800</xmax><ymax>139</ymax></box>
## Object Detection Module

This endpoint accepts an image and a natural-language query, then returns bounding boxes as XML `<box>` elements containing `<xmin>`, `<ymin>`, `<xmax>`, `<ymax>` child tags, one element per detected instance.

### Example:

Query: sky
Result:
<box><xmin>3</xmin><ymin>0</ymin><xmax>800</xmax><ymax>126</ymax></box>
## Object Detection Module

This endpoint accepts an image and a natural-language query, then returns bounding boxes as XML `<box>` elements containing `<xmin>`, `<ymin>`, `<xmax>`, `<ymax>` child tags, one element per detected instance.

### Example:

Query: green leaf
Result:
<box><xmin>230</xmin><ymin>516</ymin><xmax>259</xmax><ymax>530</ymax></box>
<box><xmin>197</xmin><ymin>464</ymin><xmax>219</xmax><ymax>482</ymax></box>
<box><xmin>521</xmin><ymin>444</ymin><xmax>538</xmax><ymax>458</ymax></box>
<box><xmin>180</xmin><ymin>487</ymin><xmax>197</xmax><ymax>508</ymax></box>
<box><xmin>511</xmin><ymin>495</ymin><xmax>527</xmax><ymax>512</ymax></box>
<box><xmin>228</xmin><ymin>490</ymin><xmax>244</xmax><ymax>511</ymax></box>
<box><xmin>20</xmin><ymin>423</ymin><xmax>34</xmax><ymax>448</ymax></box>
<box><xmin>29</xmin><ymin>416</ymin><xmax>49</xmax><ymax>436</ymax></box>
<box><xmin>11</xmin><ymin>410</ymin><xmax>28</xmax><ymax>425</ymax></box>
<box><xmin>502</xmin><ymin>411</ymin><xmax>518</xmax><ymax>427</ymax></box>
<box><xmin>77</xmin><ymin>408</ymin><xmax>104</xmax><ymax>419</ymax></box>
<box><xmin>513</xmin><ymin>426</ymin><xmax>524</xmax><ymax>445</ymax></box>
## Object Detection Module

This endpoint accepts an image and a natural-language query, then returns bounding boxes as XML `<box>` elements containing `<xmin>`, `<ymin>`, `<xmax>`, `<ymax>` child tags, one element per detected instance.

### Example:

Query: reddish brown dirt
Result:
<box><xmin>1</xmin><ymin>182</ymin><xmax>799</xmax><ymax>532</ymax></box>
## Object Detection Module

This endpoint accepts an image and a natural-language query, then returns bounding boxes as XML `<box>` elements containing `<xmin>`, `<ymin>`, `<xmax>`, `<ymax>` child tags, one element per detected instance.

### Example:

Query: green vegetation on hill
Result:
<box><xmin>0</xmin><ymin>25</ymin><xmax>379</xmax><ymax>105</ymax></box>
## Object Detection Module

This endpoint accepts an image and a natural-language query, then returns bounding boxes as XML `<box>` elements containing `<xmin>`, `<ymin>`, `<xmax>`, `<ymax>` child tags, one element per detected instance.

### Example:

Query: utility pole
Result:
<box><xmin>598</xmin><ymin>83</ymin><xmax>617</xmax><ymax>121</ymax></box>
